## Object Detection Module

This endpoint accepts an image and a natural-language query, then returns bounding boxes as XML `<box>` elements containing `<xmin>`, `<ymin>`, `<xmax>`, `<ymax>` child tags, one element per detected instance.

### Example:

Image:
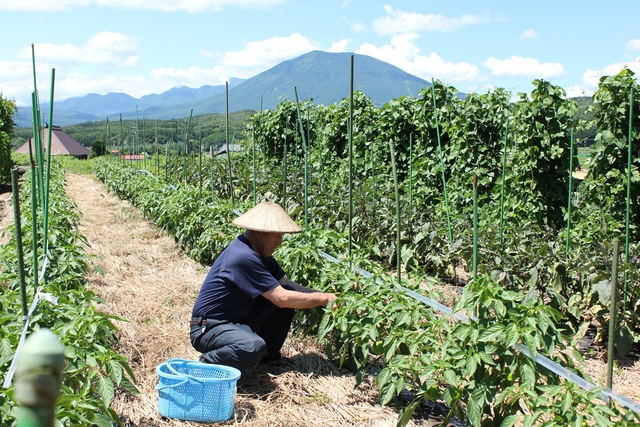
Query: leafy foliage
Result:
<box><xmin>0</xmin><ymin>94</ymin><xmax>17</xmax><ymax>187</ymax></box>
<box><xmin>90</xmin><ymin>69</ymin><xmax>640</xmax><ymax>425</ymax></box>
<box><xmin>0</xmin><ymin>161</ymin><xmax>137</xmax><ymax>426</ymax></box>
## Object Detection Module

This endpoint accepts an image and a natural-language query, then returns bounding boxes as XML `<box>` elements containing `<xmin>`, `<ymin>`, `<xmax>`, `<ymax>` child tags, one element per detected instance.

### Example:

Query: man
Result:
<box><xmin>190</xmin><ymin>201</ymin><xmax>337</xmax><ymax>371</ymax></box>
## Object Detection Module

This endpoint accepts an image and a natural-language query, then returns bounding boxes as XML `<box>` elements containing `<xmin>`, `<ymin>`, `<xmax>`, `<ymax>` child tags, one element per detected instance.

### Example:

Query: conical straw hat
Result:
<box><xmin>232</xmin><ymin>202</ymin><xmax>302</xmax><ymax>233</ymax></box>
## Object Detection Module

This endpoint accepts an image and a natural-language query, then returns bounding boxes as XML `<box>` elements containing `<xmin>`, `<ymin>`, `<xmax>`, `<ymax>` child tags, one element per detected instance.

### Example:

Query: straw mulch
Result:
<box><xmin>0</xmin><ymin>191</ymin><xmax>12</xmax><ymax>246</ymax></box>
<box><xmin>63</xmin><ymin>173</ymin><xmax>432</xmax><ymax>427</ymax></box>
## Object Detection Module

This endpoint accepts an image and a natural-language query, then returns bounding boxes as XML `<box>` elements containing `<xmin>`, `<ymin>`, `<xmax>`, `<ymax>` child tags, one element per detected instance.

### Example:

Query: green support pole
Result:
<box><xmin>210</xmin><ymin>162</ymin><xmax>215</xmax><ymax>205</ymax></box>
<box><xmin>119</xmin><ymin>114</ymin><xmax>124</xmax><ymax>157</ymax></box>
<box><xmin>348</xmin><ymin>54</ymin><xmax>354</xmax><ymax>264</ymax></box>
<box><xmin>185</xmin><ymin>109</ymin><xmax>193</xmax><ymax>155</ymax></box>
<box><xmin>389</xmin><ymin>138</ymin><xmax>401</xmax><ymax>284</ymax></box>
<box><xmin>499</xmin><ymin>119</ymin><xmax>509</xmax><ymax>245</ymax></box>
<box><xmin>166</xmin><ymin>139</ymin><xmax>171</xmax><ymax>184</ymax></box>
<box><xmin>408</xmin><ymin>133</ymin><xmax>413</xmax><ymax>237</ymax></box>
<box><xmin>294</xmin><ymin>87</ymin><xmax>309</xmax><ymax>239</ymax></box>
<box><xmin>252</xmin><ymin>127</ymin><xmax>257</xmax><ymax>206</ymax></box>
<box><xmin>607</xmin><ymin>238</ymin><xmax>620</xmax><ymax>399</ymax></box>
<box><xmin>43</xmin><ymin>69</ymin><xmax>55</xmax><ymax>260</ymax></box>
<box><xmin>29</xmin><ymin>162</ymin><xmax>39</xmax><ymax>291</ymax></box>
<box><xmin>182</xmin><ymin>146</ymin><xmax>187</xmax><ymax>184</ymax></box>
<box><xmin>15</xmin><ymin>329</ymin><xmax>65</xmax><ymax>427</ymax></box>
<box><xmin>199</xmin><ymin>137</ymin><xmax>203</xmax><ymax>198</ymax></box>
<box><xmin>142</xmin><ymin>118</ymin><xmax>147</xmax><ymax>170</ymax></box>
<box><xmin>472</xmin><ymin>174</ymin><xmax>478</xmax><ymax>281</ymax></box>
<box><xmin>565</xmin><ymin>128</ymin><xmax>575</xmax><ymax>257</ymax></box>
<box><xmin>30</xmin><ymin>46</ymin><xmax>44</xmax><ymax>209</ymax></box>
<box><xmin>104</xmin><ymin>117</ymin><xmax>109</xmax><ymax>156</ymax></box>
<box><xmin>623</xmin><ymin>88</ymin><xmax>634</xmax><ymax>307</ymax></box>
<box><xmin>282</xmin><ymin>131</ymin><xmax>288</xmax><ymax>204</ymax></box>
<box><xmin>431</xmin><ymin>80</ymin><xmax>453</xmax><ymax>246</ymax></box>
<box><xmin>30</xmin><ymin>92</ymin><xmax>44</xmax><ymax>210</ymax></box>
<box><xmin>225</xmin><ymin>84</ymin><xmax>234</xmax><ymax>207</ymax></box>
<box><xmin>11</xmin><ymin>169</ymin><xmax>28</xmax><ymax>319</ymax></box>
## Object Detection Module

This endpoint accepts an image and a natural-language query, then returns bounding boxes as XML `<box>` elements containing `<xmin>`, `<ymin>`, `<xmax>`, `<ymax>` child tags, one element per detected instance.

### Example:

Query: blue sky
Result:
<box><xmin>1</xmin><ymin>0</ymin><xmax>640</xmax><ymax>108</ymax></box>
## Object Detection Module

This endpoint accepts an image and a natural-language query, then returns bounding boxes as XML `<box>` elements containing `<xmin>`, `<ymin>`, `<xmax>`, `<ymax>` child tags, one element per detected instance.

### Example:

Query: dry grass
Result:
<box><xmin>63</xmin><ymin>173</ymin><xmax>429</xmax><ymax>427</ymax></box>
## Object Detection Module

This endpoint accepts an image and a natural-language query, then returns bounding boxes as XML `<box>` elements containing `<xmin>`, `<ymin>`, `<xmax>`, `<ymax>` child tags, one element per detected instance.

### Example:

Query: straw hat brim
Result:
<box><xmin>232</xmin><ymin>202</ymin><xmax>302</xmax><ymax>233</ymax></box>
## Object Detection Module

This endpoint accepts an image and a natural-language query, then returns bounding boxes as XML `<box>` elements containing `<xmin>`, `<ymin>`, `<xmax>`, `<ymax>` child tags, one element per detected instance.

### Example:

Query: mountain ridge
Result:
<box><xmin>14</xmin><ymin>51</ymin><xmax>432</xmax><ymax>127</ymax></box>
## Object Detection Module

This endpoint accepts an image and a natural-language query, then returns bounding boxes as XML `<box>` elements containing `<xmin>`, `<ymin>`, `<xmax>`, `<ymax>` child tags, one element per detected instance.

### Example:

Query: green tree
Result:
<box><xmin>0</xmin><ymin>94</ymin><xmax>17</xmax><ymax>188</ymax></box>
<box><xmin>90</xmin><ymin>139</ymin><xmax>106</xmax><ymax>158</ymax></box>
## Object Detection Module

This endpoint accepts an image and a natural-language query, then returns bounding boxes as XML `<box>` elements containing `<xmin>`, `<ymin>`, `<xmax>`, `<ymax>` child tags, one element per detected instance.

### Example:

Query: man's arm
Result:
<box><xmin>262</xmin><ymin>281</ymin><xmax>337</xmax><ymax>309</ymax></box>
<box><xmin>278</xmin><ymin>277</ymin><xmax>316</xmax><ymax>293</ymax></box>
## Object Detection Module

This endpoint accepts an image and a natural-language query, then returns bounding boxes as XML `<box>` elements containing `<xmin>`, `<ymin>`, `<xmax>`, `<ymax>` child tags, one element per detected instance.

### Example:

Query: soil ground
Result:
<box><xmin>1</xmin><ymin>172</ymin><xmax>638</xmax><ymax>426</ymax></box>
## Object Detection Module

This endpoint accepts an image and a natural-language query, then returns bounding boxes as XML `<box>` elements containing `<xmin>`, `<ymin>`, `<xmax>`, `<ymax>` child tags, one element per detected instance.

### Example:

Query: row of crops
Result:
<box><xmin>0</xmin><ymin>162</ymin><xmax>137</xmax><ymax>425</ymax></box>
<box><xmin>93</xmin><ymin>69</ymin><xmax>639</xmax><ymax>425</ymax></box>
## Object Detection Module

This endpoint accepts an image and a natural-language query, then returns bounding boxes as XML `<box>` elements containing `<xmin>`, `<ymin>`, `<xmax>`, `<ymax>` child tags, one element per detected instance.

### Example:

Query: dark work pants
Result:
<box><xmin>190</xmin><ymin>296</ymin><xmax>295</xmax><ymax>371</ymax></box>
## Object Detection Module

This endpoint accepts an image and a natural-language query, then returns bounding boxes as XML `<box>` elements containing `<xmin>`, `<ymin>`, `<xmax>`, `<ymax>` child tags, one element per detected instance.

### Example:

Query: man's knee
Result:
<box><xmin>235</xmin><ymin>335</ymin><xmax>268</xmax><ymax>366</ymax></box>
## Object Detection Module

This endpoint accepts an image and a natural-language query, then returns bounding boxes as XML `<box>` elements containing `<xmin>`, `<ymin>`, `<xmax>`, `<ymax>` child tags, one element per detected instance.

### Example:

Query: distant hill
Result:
<box><xmin>13</xmin><ymin>51</ymin><xmax>431</xmax><ymax>127</ymax></box>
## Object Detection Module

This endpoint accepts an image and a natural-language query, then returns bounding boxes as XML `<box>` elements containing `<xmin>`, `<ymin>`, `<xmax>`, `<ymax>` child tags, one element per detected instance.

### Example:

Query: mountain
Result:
<box><xmin>183</xmin><ymin>50</ymin><xmax>430</xmax><ymax>115</ymax></box>
<box><xmin>14</xmin><ymin>51</ymin><xmax>432</xmax><ymax>127</ymax></box>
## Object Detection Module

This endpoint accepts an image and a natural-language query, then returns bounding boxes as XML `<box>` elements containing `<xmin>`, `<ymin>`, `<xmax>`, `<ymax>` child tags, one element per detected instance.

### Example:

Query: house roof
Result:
<box><xmin>15</xmin><ymin>125</ymin><xmax>90</xmax><ymax>157</ymax></box>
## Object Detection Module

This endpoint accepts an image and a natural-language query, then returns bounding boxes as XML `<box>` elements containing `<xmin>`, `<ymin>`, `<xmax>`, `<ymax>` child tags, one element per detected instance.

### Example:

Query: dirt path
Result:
<box><xmin>64</xmin><ymin>173</ymin><xmax>409</xmax><ymax>427</ymax></box>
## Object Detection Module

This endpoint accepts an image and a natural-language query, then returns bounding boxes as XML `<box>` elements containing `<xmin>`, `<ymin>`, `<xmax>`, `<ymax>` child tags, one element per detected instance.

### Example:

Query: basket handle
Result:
<box><xmin>155</xmin><ymin>377</ymin><xmax>189</xmax><ymax>390</ymax></box>
<box><xmin>165</xmin><ymin>358</ymin><xmax>205</xmax><ymax>384</ymax></box>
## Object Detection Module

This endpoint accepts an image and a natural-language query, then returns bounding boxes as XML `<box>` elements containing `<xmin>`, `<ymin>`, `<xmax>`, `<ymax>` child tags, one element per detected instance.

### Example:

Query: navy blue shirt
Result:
<box><xmin>192</xmin><ymin>234</ymin><xmax>285</xmax><ymax>322</ymax></box>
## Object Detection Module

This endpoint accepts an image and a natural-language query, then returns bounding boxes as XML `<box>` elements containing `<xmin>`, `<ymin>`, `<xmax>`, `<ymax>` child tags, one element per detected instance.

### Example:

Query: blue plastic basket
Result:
<box><xmin>156</xmin><ymin>358</ymin><xmax>241</xmax><ymax>422</ymax></box>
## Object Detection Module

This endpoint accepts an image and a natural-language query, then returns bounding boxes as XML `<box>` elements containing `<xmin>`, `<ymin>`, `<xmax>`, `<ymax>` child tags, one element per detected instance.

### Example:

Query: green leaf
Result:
<box><xmin>96</xmin><ymin>376</ymin><xmax>115</xmax><ymax>407</ymax></box>
<box><xmin>500</xmin><ymin>414</ymin><xmax>517</xmax><ymax>427</ymax></box>
<box><xmin>465</xmin><ymin>353</ymin><xmax>478</xmax><ymax>377</ymax></box>
<box><xmin>466</xmin><ymin>391</ymin><xmax>482</xmax><ymax>427</ymax></box>
<box><xmin>478</xmin><ymin>324</ymin><xmax>504</xmax><ymax>342</ymax></box>
<box><xmin>519</xmin><ymin>363</ymin><xmax>536</xmax><ymax>389</ymax></box>
<box><xmin>379</xmin><ymin>378</ymin><xmax>396</xmax><ymax>406</ymax></box>
<box><xmin>594</xmin><ymin>279</ymin><xmax>611</xmax><ymax>304</ymax></box>
<box><xmin>397</xmin><ymin>399</ymin><xmax>420</xmax><ymax>427</ymax></box>
<box><xmin>615</xmin><ymin>324</ymin><xmax>633</xmax><ymax>356</ymax></box>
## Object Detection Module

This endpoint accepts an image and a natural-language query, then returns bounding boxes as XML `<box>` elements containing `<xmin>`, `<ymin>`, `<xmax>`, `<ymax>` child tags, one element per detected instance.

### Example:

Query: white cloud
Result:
<box><xmin>374</xmin><ymin>5</ymin><xmax>494</xmax><ymax>35</ymax></box>
<box><xmin>626</xmin><ymin>39</ymin><xmax>640</xmax><ymax>51</ymax></box>
<box><xmin>577</xmin><ymin>58</ymin><xmax>640</xmax><ymax>94</ymax></box>
<box><xmin>484</xmin><ymin>56</ymin><xmax>563</xmax><ymax>78</ymax></box>
<box><xmin>18</xmin><ymin>32</ymin><xmax>139</xmax><ymax>66</ymax></box>
<box><xmin>156</xmin><ymin>33</ymin><xmax>322</xmax><ymax>90</ymax></box>
<box><xmin>328</xmin><ymin>39</ymin><xmax>349</xmax><ymax>53</ymax></box>
<box><xmin>349</xmin><ymin>20</ymin><xmax>367</xmax><ymax>33</ymax></box>
<box><xmin>522</xmin><ymin>29</ymin><xmax>538</xmax><ymax>39</ymax></box>
<box><xmin>0</xmin><ymin>0</ymin><xmax>285</xmax><ymax>12</ymax></box>
<box><xmin>203</xmin><ymin>33</ymin><xmax>319</xmax><ymax>78</ymax></box>
<box><xmin>357</xmin><ymin>33</ymin><xmax>479</xmax><ymax>82</ymax></box>
<box><xmin>0</xmin><ymin>61</ymin><xmax>34</xmax><ymax>104</ymax></box>
<box><xmin>564</xmin><ymin>84</ymin><xmax>591</xmax><ymax>98</ymax></box>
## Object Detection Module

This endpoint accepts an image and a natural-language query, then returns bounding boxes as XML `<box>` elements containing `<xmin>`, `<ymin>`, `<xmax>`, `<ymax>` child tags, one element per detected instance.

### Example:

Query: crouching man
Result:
<box><xmin>190</xmin><ymin>201</ymin><xmax>337</xmax><ymax>370</ymax></box>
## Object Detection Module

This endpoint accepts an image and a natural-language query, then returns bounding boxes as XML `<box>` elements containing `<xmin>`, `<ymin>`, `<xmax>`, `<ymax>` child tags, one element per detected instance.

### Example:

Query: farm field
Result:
<box><xmin>60</xmin><ymin>172</ymin><xmax>437</xmax><ymax>426</ymax></box>
<box><xmin>2</xmin><ymin>69</ymin><xmax>639</xmax><ymax>425</ymax></box>
<box><xmin>1</xmin><ymin>167</ymin><xmax>637</xmax><ymax>425</ymax></box>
